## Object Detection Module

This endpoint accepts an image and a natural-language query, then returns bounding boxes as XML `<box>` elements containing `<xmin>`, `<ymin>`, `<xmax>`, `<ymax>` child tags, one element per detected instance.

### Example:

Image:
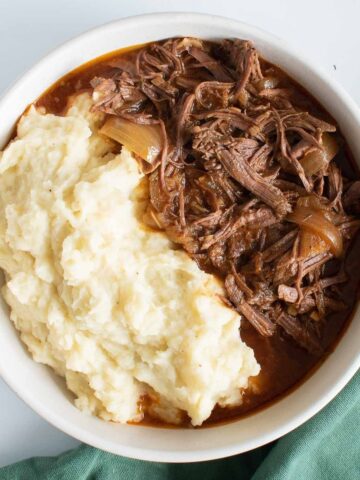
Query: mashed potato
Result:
<box><xmin>0</xmin><ymin>94</ymin><xmax>260</xmax><ymax>426</ymax></box>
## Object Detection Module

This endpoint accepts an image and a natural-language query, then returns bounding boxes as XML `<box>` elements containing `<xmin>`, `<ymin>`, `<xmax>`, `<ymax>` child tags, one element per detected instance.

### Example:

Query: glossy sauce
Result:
<box><xmin>35</xmin><ymin>42</ymin><xmax>360</xmax><ymax>428</ymax></box>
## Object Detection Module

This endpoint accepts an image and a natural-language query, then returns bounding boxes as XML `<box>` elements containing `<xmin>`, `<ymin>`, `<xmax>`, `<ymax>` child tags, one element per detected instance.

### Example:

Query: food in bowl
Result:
<box><xmin>0</xmin><ymin>37</ymin><xmax>359</xmax><ymax>428</ymax></box>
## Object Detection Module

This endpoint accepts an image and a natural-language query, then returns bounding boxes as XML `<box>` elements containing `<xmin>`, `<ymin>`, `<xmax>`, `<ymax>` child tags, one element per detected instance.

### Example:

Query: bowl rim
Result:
<box><xmin>0</xmin><ymin>12</ymin><xmax>359</xmax><ymax>463</ymax></box>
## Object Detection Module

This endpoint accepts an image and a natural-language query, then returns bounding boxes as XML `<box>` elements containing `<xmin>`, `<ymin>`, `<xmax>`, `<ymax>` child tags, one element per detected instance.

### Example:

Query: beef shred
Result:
<box><xmin>91</xmin><ymin>38</ymin><xmax>360</xmax><ymax>355</ymax></box>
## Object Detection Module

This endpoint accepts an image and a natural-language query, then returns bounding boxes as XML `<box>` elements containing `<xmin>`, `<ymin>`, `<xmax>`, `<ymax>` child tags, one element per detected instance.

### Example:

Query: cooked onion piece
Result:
<box><xmin>100</xmin><ymin>116</ymin><xmax>162</xmax><ymax>166</ymax></box>
<box><xmin>287</xmin><ymin>204</ymin><xmax>343</xmax><ymax>257</ymax></box>
<box><xmin>300</xmin><ymin>230</ymin><xmax>329</xmax><ymax>258</ymax></box>
<box><xmin>300</xmin><ymin>133</ymin><xmax>339</xmax><ymax>176</ymax></box>
<box><xmin>256</xmin><ymin>75</ymin><xmax>279</xmax><ymax>91</ymax></box>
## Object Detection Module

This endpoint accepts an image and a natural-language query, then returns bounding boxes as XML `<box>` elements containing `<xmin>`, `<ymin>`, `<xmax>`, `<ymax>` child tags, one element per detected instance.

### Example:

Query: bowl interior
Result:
<box><xmin>0</xmin><ymin>13</ymin><xmax>359</xmax><ymax>462</ymax></box>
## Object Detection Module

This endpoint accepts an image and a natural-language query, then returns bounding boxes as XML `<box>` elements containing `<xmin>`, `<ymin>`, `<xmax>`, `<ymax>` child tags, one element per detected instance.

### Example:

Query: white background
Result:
<box><xmin>0</xmin><ymin>0</ymin><xmax>359</xmax><ymax>468</ymax></box>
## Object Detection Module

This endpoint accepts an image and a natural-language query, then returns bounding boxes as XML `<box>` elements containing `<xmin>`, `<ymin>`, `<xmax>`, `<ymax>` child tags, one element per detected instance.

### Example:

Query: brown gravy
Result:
<box><xmin>35</xmin><ymin>42</ymin><xmax>360</xmax><ymax>428</ymax></box>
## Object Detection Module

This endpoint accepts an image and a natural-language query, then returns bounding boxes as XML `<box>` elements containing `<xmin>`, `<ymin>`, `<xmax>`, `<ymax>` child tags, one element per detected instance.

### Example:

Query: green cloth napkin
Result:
<box><xmin>1</xmin><ymin>371</ymin><xmax>359</xmax><ymax>480</ymax></box>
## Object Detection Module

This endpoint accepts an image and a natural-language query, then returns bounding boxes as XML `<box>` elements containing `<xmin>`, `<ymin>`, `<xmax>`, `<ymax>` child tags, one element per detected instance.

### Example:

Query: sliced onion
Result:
<box><xmin>300</xmin><ymin>230</ymin><xmax>329</xmax><ymax>258</ymax></box>
<box><xmin>256</xmin><ymin>76</ymin><xmax>279</xmax><ymax>91</ymax></box>
<box><xmin>322</xmin><ymin>132</ymin><xmax>339</xmax><ymax>158</ymax></box>
<box><xmin>287</xmin><ymin>206</ymin><xmax>343</xmax><ymax>257</ymax></box>
<box><xmin>300</xmin><ymin>133</ymin><xmax>339</xmax><ymax>176</ymax></box>
<box><xmin>100</xmin><ymin>117</ymin><xmax>162</xmax><ymax>165</ymax></box>
<box><xmin>236</xmin><ymin>89</ymin><xmax>249</xmax><ymax>108</ymax></box>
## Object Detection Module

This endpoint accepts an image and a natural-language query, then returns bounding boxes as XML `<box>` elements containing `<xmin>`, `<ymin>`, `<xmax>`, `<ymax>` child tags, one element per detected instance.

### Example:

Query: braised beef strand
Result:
<box><xmin>89</xmin><ymin>37</ymin><xmax>360</xmax><ymax>355</ymax></box>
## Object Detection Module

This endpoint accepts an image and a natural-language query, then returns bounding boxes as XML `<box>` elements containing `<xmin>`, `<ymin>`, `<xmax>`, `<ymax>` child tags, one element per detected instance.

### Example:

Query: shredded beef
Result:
<box><xmin>219</xmin><ymin>148</ymin><xmax>290</xmax><ymax>215</ymax></box>
<box><xmin>276</xmin><ymin>312</ymin><xmax>323</xmax><ymax>355</ymax></box>
<box><xmin>91</xmin><ymin>37</ymin><xmax>360</xmax><ymax>354</ymax></box>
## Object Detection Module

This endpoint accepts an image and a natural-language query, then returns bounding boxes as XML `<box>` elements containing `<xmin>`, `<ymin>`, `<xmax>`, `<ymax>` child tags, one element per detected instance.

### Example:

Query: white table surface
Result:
<box><xmin>0</xmin><ymin>0</ymin><xmax>359</xmax><ymax>468</ymax></box>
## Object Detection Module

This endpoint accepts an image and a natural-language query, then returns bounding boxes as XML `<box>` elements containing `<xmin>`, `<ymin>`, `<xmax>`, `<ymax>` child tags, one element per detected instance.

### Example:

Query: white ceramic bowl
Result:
<box><xmin>0</xmin><ymin>13</ymin><xmax>359</xmax><ymax>463</ymax></box>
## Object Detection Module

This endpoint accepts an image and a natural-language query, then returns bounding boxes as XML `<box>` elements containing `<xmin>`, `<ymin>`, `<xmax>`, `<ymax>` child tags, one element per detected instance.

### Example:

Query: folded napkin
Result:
<box><xmin>1</xmin><ymin>371</ymin><xmax>359</xmax><ymax>480</ymax></box>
